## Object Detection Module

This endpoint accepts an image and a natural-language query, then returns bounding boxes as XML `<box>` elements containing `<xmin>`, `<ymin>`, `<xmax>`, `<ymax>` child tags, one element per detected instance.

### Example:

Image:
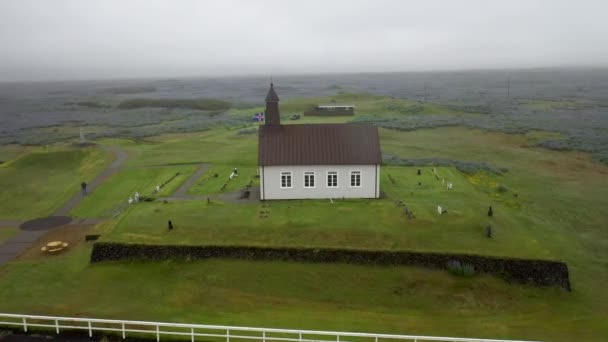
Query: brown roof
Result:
<box><xmin>258</xmin><ymin>123</ymin><xmax>382</xmax><ymax>166</ymax></box>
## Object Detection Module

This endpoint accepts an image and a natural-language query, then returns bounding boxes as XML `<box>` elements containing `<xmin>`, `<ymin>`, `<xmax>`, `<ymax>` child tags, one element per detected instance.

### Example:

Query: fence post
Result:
<box><xmin>22</xmin><ymin>317</ymin><xmax>27</xmax><ymax>332</ymax></box>
<box><xmin>299</xmin><ymin>332</ymin><xmax>302</xmax><ymax>342</ymax></box>
<box><xmin>156</xmin><ymin>324</ymin><xmax>160</xmax><ymax>342</ymax></box>
<box><xmin>227</xmin><ymin>329</ymin><xmax>230</xmax><ymax>342</ymax></box>
<box><xmin>191</xmin><ymin>327</ymin><xmax>195</xmax><ymax>342</ymax></box>
<box><xmin>263</xmin><ymin>331</ymin><xmax>266</xmax><ymax>342</ymax></box>
<box><xmin>88</xmin><ymin>321</ymin><xmax>92</xmax><ymax>337</ymax></box>
<box><xmin>55</xmin><ymin>320</ymin><xmax>60</xmax><ymax>334</ymax></box>
<box><xmin>337</xmin><ymin>335</ymin><xmax>340</xmax><ymax>342</ymax></box>
<box><xmin>122</xmin><ymin>322</ymin><xmax>126</xmax><ymax>339</ymax></box>
<box><xmin>374</xmin><ymin>337</ymin><xmax>378</xmax><ymax>342</ymax></box>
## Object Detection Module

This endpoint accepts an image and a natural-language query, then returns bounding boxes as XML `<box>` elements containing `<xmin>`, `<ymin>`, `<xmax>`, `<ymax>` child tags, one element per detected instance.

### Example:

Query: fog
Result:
<box><xmin>1</xmin><ymin>0</ymin><xmax>607</xmax><ymax>81</ymax></box>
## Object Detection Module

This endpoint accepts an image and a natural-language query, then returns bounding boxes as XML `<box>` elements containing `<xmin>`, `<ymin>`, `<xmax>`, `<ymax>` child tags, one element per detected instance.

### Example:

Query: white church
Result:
<box><xmin>258</xmin><ymin>83</ymin><xmax>382</xmax><ymax>200</ymax></box>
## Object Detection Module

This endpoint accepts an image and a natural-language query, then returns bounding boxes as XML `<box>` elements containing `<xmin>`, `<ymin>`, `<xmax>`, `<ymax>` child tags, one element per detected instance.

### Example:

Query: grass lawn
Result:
<box><xmin>109</xmin><ymin>129</ymin><xmax>258</xmax><ymax>168</ymax></box>
<box><xmin>1</xmin><ymin>93</ymin><xmax>607</xmax><ymax>341</ymax></box>
<box><xmin>0</xmin><ymin>144</ymin><xmax>31</xmax><ymax>163</ymax></box>
<box><xmin>187</xmin><ymin>165</ymin><xmax>257</xmax><ymax>195</ymax></box>
<box><xmin>0</xmin><ymin>243</ymin><xmax>599</xmax><ymax>342</ymax></box>
<box><xmin>0</xmin><ymin>147</ymin><xmax>111</xmax><ymax>219</ymax></box>
<box><xmin>71</xmin><ymin>165</ymin><xmax>197</xmax><ymax>218</ymax></box>
<box><xmin>105</xmin><ymin>165</ymin><xmax>551</xmax><ymax>259</ymax></box>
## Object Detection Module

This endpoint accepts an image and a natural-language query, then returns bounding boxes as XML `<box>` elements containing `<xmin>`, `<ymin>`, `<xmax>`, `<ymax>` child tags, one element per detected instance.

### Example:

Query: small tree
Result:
<box><xmin>488</xmin><ymin>206</ymin><xmax>493</xmax><ymax>217</ymax></box>
<box><xmin>417</xmin><ymin>169</ymin><xmax>421</xmax><ymax>176</ymax></box>
<box><xmin>485</xmin><ymin>224</ymin><xmax>492</xmax><ymax>238</ymax></box>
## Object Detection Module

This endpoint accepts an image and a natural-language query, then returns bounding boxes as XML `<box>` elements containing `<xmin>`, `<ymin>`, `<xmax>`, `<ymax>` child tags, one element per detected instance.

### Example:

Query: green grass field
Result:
<box><xmin>104</xmin><ymin>165</ymin><xmax>552</xmax><ymax>260</ymax></box>
<box><xmin>0</xmin><ymin>144</ymin><xmax>31</xmax><ymax>163</ymax></box>
<box><xmin>0</xmin><ymin>243</ymin><xmax>596</xmax><ymax>342</ymax></box>
<box><xmin>0</xmin><ymin>94</ymin><xmax>607</xmax><ymax>341</ymax></box>
<box><xmin>0</xmin><ymin>147</ymin><xmax>111</xmax><ymax>219</ymax></box>
<box><xmin>187</xmin><ymin>165</ymin><xmax>256</xmax><ymax>195</ymax></box>
<box><xmin>71</xmin><ymin>165</ymin><xmax>197</xmax><ymax>218</ymax></box>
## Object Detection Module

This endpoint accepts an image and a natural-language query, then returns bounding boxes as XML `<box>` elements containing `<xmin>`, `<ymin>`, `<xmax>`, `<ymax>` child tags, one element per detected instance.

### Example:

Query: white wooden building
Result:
<box><xmin>258</xmin><ymin>84</ymin><xmax>381</xmax><ymax>200</ymax></box>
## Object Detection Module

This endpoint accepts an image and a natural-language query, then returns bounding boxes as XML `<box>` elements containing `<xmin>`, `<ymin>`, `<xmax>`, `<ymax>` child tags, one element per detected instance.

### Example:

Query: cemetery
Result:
<box><xmin>0</xmin><ymin>91</ymin><xmax>606</xmax><ymax>341</ymax></box>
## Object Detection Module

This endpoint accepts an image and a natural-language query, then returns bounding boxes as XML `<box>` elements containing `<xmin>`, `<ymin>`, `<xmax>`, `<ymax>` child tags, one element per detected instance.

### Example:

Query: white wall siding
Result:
<box><xmin>260</xmin><ymin>165</ymin><xmax>379</xmax><ymax>200</ymax></box>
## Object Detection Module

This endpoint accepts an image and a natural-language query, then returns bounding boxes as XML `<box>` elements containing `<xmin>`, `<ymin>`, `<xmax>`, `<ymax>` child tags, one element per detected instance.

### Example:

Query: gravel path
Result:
<box><xmin>172</xmin><ymin>163</ymin><xmax>209</xmax><ymax>197</ymax></box>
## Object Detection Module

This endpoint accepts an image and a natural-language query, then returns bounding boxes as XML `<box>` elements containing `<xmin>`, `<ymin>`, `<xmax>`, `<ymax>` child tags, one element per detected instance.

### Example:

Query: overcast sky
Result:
<box><xmin>1</xmin><ymin>0</ymin><xmax>607</xmax><ymax>81</ymax></box>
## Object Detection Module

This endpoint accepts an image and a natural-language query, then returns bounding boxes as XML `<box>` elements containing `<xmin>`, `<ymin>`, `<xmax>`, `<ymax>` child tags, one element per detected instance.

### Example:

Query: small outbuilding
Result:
<box><xmin>305</xmin><ymin>104</ymin><xmax>355</xmax><ymax>116</ymax></box>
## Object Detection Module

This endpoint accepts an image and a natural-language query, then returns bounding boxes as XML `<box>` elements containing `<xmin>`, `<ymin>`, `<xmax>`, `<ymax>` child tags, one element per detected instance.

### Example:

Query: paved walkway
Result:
<box><xmin>0</xmin><ymin>220</ymin><xmax>24</xmax><ymax>227</ymax></box>
<box><xmin>172</xmin><ymin>163</ymin><xmax>209</xmax><ymax>197</ymax></box>
<box><xmin>0</xmin><ymin>146</ymin><xmax>128</xmax><ymax>266</ymax></box>
<box><xmin>0</xmin><ymin>230</ymin><xmax>48</xmax><ymax>265</ymax></box>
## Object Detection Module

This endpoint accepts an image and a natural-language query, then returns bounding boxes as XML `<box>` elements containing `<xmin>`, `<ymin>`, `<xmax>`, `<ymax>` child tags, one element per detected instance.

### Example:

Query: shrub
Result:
<box><xmin>118</xmin><ymin>98</ymin><xmax>231</xmax><ymax>111</ymax></box>
<box><xmin>64</xmin><ymin>101</ymin><xmax>108</xmax><ymax>108</ymax></box>
<box><xmin>383</xmin><ymin>154</ymin><xmax>507</xmax><ymax>175</ymax></box>
<box><xmin>496</xmin><ymin>184</ymin><xmax>509</xmax><ymax>193</ymax></box>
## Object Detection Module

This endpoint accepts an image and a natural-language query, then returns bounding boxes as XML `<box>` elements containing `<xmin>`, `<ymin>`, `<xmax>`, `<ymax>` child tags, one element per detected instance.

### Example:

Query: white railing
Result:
<box><xmin>0</xmin><ymin>313</ymin><xmax>541</xmax><ymax>342</ymax></box>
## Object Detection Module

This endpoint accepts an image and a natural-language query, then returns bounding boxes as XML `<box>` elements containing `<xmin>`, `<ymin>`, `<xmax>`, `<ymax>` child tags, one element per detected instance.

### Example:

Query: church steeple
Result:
<box><xmin>264</xmin><ymin>83</ymin><xmax>280</xmax><ymax>126</ymax></box>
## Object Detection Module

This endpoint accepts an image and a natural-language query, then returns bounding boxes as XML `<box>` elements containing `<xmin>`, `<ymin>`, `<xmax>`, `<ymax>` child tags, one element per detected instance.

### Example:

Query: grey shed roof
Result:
<box><xmin>258</xmin><ymin>123</ymin><xmax>382</xmax><ymax>166</ymax></box>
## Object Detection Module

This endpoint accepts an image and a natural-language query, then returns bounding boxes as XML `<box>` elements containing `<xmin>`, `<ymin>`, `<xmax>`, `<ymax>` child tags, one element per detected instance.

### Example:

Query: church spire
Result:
<box><xmin>264</xmin><ymin>83</ymin><xmax>280</xmax><ymax>125</ymax></box>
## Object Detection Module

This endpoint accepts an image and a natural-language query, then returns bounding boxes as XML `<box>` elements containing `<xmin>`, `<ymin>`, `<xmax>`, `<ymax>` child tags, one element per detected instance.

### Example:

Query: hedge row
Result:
<box><xmin>90</xmin><ymin>243</ymin><xmax>571</xmax><ymax>291</ymax></box>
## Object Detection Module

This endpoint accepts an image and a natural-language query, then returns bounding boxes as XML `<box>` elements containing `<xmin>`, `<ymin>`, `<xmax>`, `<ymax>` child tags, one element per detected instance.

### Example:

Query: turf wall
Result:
<box><xmin>90</xmin><ymin>243</ymin><xmax>571</xmax><ymax>291</ymax></box>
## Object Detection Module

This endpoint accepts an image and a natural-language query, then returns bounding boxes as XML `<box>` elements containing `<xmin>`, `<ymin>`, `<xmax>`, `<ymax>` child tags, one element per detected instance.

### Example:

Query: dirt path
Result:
<box><xmin>172</xmin><ymin>163</ymin><xmax>209</xmax><ymax>197</ymax></box>
<box><xmin>54</xmin><ymin>146</ymin><xmax>128</xmax><ymax>216</ymax></box>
